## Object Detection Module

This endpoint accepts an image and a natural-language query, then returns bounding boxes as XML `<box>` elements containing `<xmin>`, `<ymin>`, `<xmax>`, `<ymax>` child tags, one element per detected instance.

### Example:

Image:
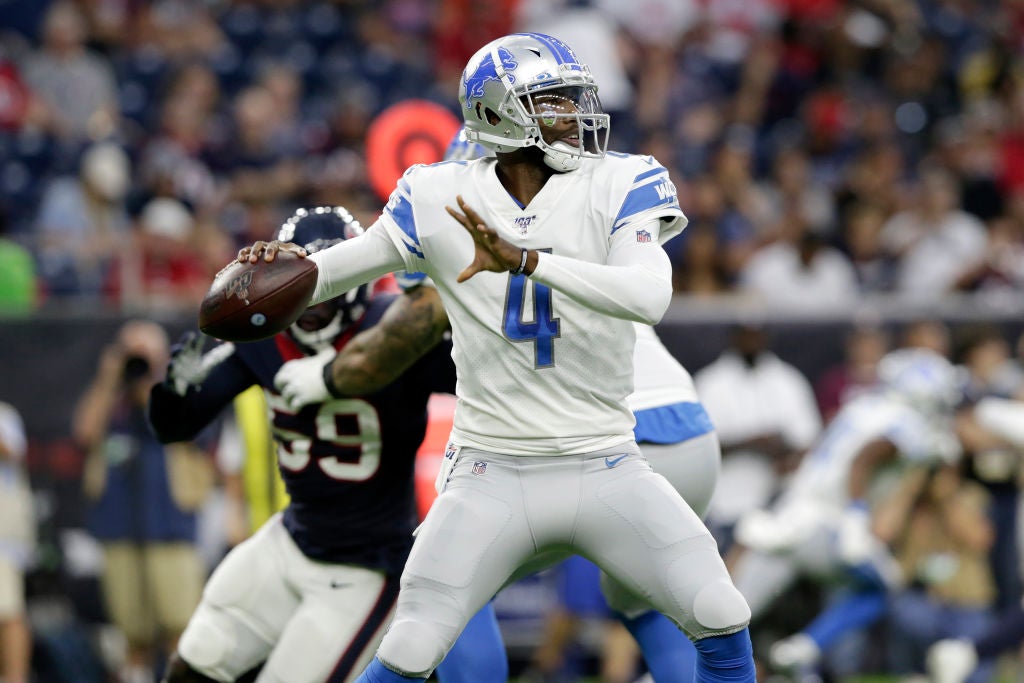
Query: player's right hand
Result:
<box><xmin>166</xmin><ymin>332</ymin><xmax>209</xmax><ymax>397</ymax></box>
<box><xmin>445</xmin><ymin>195</ymin><xmax>525</xmax><ymax>282</ymax></box>
<box><xmin>237</xmin><ymin>240</ymin><xmax>307</xmax><ymax>264</ymax></box>
<box><xmin>274</xmin><ymin>347</ymin><xmax>337</xmax><ymax>410</ymax></box>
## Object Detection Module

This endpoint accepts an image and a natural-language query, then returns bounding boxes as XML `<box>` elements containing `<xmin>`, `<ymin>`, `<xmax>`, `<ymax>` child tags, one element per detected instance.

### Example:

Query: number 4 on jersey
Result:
<box><xmin>503</xmin><ymin>272</ymin><xmax>560</xmax><ymax>368</ymax></box>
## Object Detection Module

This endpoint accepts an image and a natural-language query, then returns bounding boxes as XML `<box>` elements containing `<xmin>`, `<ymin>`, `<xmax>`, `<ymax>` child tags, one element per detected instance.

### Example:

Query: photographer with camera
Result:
<box><xmin>73</xmin><ymin>320</ymin><xmax>212</xmax><ymax>683</ymax></box>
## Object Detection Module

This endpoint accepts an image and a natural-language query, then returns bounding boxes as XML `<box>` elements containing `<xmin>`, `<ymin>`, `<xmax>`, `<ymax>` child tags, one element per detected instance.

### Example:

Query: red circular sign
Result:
<box><xmin>366</xmin><ymin>100</ymin><xmax>462</xmax><ymax>202</ymax></box>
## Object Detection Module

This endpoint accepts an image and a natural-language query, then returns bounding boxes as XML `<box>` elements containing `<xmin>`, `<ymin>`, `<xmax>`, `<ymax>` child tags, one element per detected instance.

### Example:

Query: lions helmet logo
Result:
<box><xmin>464</xmin><ymin>46</ymin><xmax>518</xmax><ymax>106</ymax></box>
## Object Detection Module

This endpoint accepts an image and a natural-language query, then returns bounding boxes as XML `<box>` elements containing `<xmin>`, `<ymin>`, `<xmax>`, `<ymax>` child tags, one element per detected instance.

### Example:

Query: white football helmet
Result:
<box><xmin>458</xmin><ymin>32</ymin><xmax>610</xmax><ymax>172</ymax></box>
<box><xmin>876</xmin><ymin>348</ymin><xmax>965</xmax><ymax>415</ymax></box>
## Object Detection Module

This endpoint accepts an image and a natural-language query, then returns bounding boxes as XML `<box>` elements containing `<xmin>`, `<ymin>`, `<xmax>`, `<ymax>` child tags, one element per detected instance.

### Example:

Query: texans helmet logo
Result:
<box><xmin>464</xmin><ymin>47</ymin><xmax>518</xmax><ymax>105</ymax></box>
<box><xmin>225</xmin><ymin>270</ymin><xmax>253</xmax><ymax>302</ymax></box>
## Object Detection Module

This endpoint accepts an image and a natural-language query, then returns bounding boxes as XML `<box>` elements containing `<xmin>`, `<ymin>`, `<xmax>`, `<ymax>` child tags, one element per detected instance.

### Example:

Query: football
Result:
<box><xmin>199</xmin><ymin>252</ymin><xmax>318</xmax><ymax>342</ymax></box>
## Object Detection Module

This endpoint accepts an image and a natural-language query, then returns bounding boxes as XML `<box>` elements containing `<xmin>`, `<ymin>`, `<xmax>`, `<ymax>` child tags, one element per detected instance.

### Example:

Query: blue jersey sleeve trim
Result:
<box><xmin>612</xmin><ymin>167</ymin><xmax>681</xmax><ymax>234</ymax></box>
<box><xmin>633</xmin><ymin>167</ymin><xmax>663</xmax><ymax>184</ymax></box>
<box><xmin>400</xmin><ymin>241</ymin><xmax>425</xmax><ymax>259</ymax></box>
<box><xmin>633</xmin><ymin>402</ymin><xmax>714</xmax><ymax>444</ymax></box>
<box><xmin>384</xmin><ymin>177</ymin><xmax>420</xmax><ymax>254</ymax></box>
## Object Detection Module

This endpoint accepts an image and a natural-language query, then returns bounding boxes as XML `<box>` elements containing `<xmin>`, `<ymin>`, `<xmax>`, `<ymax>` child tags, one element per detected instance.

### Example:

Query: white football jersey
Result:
<box><xmin>783</xmin><ymin>391</ymin><xmax>960</xmax><ymax>507</ymax></box>
<box><xmin>628</xmin><ymin>323</ymin><xmax>699</xmax><ymax>411</ymax></box>
<box><xmin>379</xmin><ymin>154</ymin><xmax>685</xmax><ymax>455</ymax></box>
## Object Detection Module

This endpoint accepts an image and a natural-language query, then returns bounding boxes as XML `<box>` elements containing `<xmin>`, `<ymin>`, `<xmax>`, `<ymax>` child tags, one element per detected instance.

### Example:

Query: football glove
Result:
<box><xmin>274</xmin><ymin>347</ymin><xmax>337</xmax><ymax>410</ymax></box>
<box><xmin>166</xmin><ymin>332</ymin><xmax>232</xmax><ymax>397</ymax></box>
<box><xmin>733</xmin><ymin>510</ymin><xmax>789</xmax><ymax>553</ymax></box>
<box><xmin>769</xmin><ymin>633</ymin><xmax>820</xmax><ymax>672</ymax></box>
<box><xmin>926</xmin><ymin>639</ymin><xmax>978</xmax><ymax>683</ymax></box>
<box><xmin>837</xmin><ymin>501</ymin><xmax>874</xmax><ymax>566</ymax></box>
<box><xmin>734</xmin><ymin>499</ymin><xmax>820</xmax><ymax>554</ymax></box>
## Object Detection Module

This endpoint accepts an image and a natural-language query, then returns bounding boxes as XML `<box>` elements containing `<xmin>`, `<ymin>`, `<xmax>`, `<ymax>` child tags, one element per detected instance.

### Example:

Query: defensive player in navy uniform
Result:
<box><xmin>243</xmin><ymin>32</ymin><xmax>755</xmax><ymax>683</ymax></box>
<box><xmin>148</xmin><ymin>207</ymin><xmax>460</xmax><ymax>683</ymax></box>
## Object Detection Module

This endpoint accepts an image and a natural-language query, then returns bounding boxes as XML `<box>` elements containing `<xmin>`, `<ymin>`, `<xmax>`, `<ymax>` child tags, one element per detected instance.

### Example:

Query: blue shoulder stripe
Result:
<box><xmin>633</xmin><ymin>167</ymin><xmax>663</xmax><ymax>184</ymax></box>
<box><xmin>384</xmin><ymin>178</ymin><xmax>423</xmax><ymax>258</ymax></box>
<box><xmin>612</xmin><ymin>168</ymin><xmax>680</xmax><ymax>233</ymax></box>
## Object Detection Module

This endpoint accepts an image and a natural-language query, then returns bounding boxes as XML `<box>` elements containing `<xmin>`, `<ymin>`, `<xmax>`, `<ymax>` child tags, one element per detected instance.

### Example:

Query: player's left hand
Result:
<box><xmin>837</xmin><ymin>502</ymin><xmax>874</xmax><ymax>565</ymax></box>
<box><xmin>274</xmin><ymin>347</ymin><xmax>337</xmax><ymax>410</ymax></box>
<box><xmin>446</xmin><ymin>195</ymin><xmax>522</xmax><ymax>282</ymax></box>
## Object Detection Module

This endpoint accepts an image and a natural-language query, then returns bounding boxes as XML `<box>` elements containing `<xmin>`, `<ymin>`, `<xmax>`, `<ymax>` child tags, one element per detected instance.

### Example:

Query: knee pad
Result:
<box><xmin>163</xmin><ymin>652</ymin><xmax>223</xmax><ymax>683</ymax></box>
<box><xmin>176</xmin><ymin>617</ymin><xmax>235</xmax><ymax>680</ymax></box>
<box><xmin>691</xmin><ymin>580</ymin><xmax>751</xmax><ymax>636</ymax></box>
<box><xmin>378</xmin><ymin>618</ymin><xmax>457</xmax><ymax>678</ymax></box>
<box><xmin>377</xmin><ymin>579</ymin><xmax>470</xmax><ymax>677</ymax></box>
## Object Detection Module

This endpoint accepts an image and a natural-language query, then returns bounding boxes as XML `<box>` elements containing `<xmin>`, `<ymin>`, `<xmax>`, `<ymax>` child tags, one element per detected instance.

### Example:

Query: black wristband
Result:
<box><xmin>511</xmin><ymin>248</ymin><xmax>529</xmax><ymax>276</ymax></box>
<box><xmin>322</xmin><ymin>359</ymin><xmax>345</xmax><ymax>398</ymax></box>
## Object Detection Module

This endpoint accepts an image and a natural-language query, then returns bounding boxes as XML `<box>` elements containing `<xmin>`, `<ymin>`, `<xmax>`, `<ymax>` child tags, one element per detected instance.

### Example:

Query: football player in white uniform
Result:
<box><xmin>924</xmin><ymin>395</ymin><xmax>1024</xmax><ymax>683</ymax></box>
<box><xmin>276</xmin><ymin>127</ymin><xmax>724</xmax><ymax>682</ymax></box>
<box><xmin>244</xmin><ymin>32</ymin><xmax>754</xmax><ymax>683</ymax></box>
<box><xmin>729</xmin><ymin>347</ymin><xmax>964</xmax><ymax>673</ymax></box>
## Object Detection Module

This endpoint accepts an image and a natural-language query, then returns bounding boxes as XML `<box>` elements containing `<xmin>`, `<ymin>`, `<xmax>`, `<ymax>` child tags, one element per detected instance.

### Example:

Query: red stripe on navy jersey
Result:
<box><xmin>325</xmin><ymin>574</ymin><xmax>402</xmax><ymax>682</ymax></box>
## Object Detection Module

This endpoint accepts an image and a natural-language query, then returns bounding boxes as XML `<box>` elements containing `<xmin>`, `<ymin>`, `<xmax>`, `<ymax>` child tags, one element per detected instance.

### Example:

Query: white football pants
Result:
<box><xmin>377</xmin><ymin>442</ymin><xmax>749</xmax><ymax>677</ymax></box>
<box><xmin>177</xmin><ymin>515</ymin><xmax>398</xmax><ymax>683</ymax></box>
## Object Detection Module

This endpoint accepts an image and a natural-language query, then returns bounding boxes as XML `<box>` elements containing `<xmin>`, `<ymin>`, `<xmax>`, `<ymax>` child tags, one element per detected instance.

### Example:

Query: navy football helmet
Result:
<box><xmin>277</xmin><ymin>206</ymin><xmax>370</xmax><ymax>351</ymax></box>
<box><xmin>458</xmin><ymin>32</ymin><xmax>609</xmax><ymax>172</ymax></box>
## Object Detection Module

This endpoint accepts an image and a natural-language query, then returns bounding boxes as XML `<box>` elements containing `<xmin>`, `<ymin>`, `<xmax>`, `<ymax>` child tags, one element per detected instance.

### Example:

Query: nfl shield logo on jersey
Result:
<box><xmin>471</xmin><ymin>461</ymin><xmax>488</xmax><ymax>476</ymax></box>
<box><xmin>636</xmin><ymin>229</ymin><xmax>652</xmax><ymax>243</ymax></box>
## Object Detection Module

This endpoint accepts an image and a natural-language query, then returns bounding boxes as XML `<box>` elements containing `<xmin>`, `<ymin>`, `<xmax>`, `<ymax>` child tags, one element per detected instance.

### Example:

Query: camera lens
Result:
<box><xmin>122</xmin><ymin>355</ymin><xmax>151</xmax><ymax>382</ymax></box>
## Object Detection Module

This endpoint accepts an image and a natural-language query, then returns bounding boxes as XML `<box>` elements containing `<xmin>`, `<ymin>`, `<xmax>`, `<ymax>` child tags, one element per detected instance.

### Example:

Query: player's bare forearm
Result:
<box><xmin>330</xmin><ymin>286</ymin><xmax>450</xmax><ymax>395</ymax></box>
<box><xmin>848</xmin><ymin>438</ymin><xmax>897</xmax><ymax>501</ymax></box>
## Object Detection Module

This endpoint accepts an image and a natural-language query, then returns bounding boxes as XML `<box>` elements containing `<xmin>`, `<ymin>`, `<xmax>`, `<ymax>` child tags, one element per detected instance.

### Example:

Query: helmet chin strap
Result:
<box><xmin>542</xmin><ymin>140</ymin><xmax>583</xmax><ymax>172</ymax></box>
<box><xmin>289</xmin><ymin>312</ymin><xmax>345</xmax><ymax>353</ymax></box>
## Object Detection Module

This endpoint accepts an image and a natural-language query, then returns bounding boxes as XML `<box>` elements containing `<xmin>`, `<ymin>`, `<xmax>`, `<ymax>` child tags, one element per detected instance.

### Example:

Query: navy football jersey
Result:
<box><xmin>149</xmin><ymin>294</ymin><xmax>456</xmax><ymax>573</ymax></box>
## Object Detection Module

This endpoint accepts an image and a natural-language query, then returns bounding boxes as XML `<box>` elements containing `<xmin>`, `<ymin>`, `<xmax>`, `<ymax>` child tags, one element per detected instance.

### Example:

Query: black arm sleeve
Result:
<box><xmin>147</xmin><ymin>348</ymin><xmax>259</xmax><ymax>443</ymax></box>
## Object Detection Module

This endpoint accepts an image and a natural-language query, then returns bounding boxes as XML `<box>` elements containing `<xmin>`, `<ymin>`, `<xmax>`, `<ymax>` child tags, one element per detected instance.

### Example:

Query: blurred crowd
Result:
<box><xmin>0</xmin><ymin>0</ymin><xmax>1023</xmax><ymax>313</ymax></box>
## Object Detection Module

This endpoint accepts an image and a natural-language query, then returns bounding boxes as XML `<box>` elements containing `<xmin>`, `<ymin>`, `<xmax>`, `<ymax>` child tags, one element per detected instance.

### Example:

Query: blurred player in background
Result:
<box><xmin>729</xmin><ymin>347</ymin><xmax>965</xmax><ymax>676</ymax></box>
<box><xmin>0</xmin><ymin>401</ymin><xmax>34</xmax><ymax>683</ymax></box>
<box><xmin>147</xmin><ymin>207</ymin><xmax>460</xmax><ymax>683</ymax></box>
<box><xmin>924</xmin><ymin>395</ymin><xmax>1024</xmax><ymax>683</ymax></box>
<box><xmin>279</xmin><ymin>127</ymin><xmax>725</xmax><ymax>683</ymax></box>
<box><xmin>264</xmin><ymin>31</ymin><xmax>753</xmax><ymax>682</ymax></box>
